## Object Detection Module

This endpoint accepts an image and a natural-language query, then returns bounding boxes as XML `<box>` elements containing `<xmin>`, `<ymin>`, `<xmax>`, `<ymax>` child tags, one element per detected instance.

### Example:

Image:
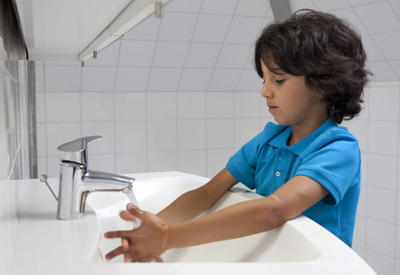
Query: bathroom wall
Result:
<box><xmin>35</xmin><ymin>0</ymin><xmax>275</xmax><ymax>179</ymax></box>
<box><xmin>342</xmin><ymin>81</ymin><xmax>400</xmax><ymax>275</ymax></box>
<box><xmin>35</xmin><ymin>0</ymin><xmax>400</xmax><ymax>274</ymax></box>
<box><xmin>0</xmin><ymin>0</ymin><xmax>33</xmax><ymax>181</ymax></box>
<box><xmin>0</xmin><ymin>60</ymin><xmax>31</xmax><ymax>181</ymax></box>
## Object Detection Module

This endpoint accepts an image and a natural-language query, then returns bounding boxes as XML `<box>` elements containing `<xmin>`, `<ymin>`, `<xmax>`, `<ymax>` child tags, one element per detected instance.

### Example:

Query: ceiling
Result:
<box><xmin>13</xmin><ymin>0</ymin><xmax>170</xmax><ymax>61</ymax></box>
<box><xmin>289</xmin><ymin>0</ymin><xmax>400</xmax><ymax>82</ymax></box>
<box><xmin>27</xmin><ymin>0</ymin><xmax>400</xmax><ymax>83</ymax></box>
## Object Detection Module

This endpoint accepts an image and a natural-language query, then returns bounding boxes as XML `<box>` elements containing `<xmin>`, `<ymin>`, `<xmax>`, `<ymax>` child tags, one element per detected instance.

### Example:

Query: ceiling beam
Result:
<box><xmin>269</xmin><ymin>0</ymin><xmax>292</xmax><ymax>22</ymax></box>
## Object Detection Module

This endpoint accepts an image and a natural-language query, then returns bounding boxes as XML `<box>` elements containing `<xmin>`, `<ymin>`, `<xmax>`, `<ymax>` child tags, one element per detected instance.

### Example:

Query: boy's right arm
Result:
<box><xmin>156</xmin><ymin>168</ymin><xmax>239</xmax><ymax>224</ymax></box>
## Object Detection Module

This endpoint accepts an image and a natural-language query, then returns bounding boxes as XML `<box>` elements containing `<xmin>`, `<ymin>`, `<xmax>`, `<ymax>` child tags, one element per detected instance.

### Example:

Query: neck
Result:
<box><xmin>288</xmin><ymin>116</ymin><xmax>330</xmax><ymax>146</ymax></box>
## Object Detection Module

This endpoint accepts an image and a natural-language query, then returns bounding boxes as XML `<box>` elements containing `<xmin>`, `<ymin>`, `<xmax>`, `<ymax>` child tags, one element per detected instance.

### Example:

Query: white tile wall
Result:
<box><xmin>36</xmin><ymin>1</ymin><xmax>400</xmax><ymax>274</ymax></box>
<box><xmin>390</xmin><ymin>60</ymin><xmax>400</xmax><ymax>79</ymax></box>
<box><xmin>369</xmin><ymin>86</ymin><xmax>399</xmax><ymax>120</ymax></box>
<box><xmin>177</xmin><ymin>92</ymin><xmax>206</xmax><ymax>119</ymax></box>
<box><xmin>178</xmin><ymin>150</ymin><xmax>206</xmax><ymax>176</ymax></box>
<box><xmin>289</xmin><ymin>0</ymin><xmax>400</xmax><ymax>82</ymax></box>
<box><xmin>201</xmin><ymin>0</ymin><xmax>238</xmax><ymax>15</ymax></box>
<box><xmin>158</xmin><ymin>13</ymin><xmax>198</xmax><ymax>42</ymax></box>
<box><xmin>114</xmin><ymin>92</ymin><xmax>146</xmax><ymax>120</ymax></box>
<box><xmin>81</xmin><ymin>92</ymin><xmax>114</xmax><ymax>121</ymax></box>
<box><xmin>235</xmin><ymin>0</ymin><xmax>271</xmax><ymax>17</ymax></box>
<box><xmin>234</xmin><ymin>118</ymin><xmax>261</xmax><ymax>149</ymax></box>
<box><xmin>164</xmin><ymin>0</ymin><xmax>202</xmax><ymax>13</ymax></box>
<box><xmin>361</xmin><ymin>36</ymin><xmax>385</xmax><ymax>62</ymax></box>
<box><xmin>147</xmin><ymin>68</ymin><xmax>182</xmax><ymax>91</ymax></box>
<box><xmin>206</xmin><ymin>92</ymin><xmax>233</xmax><ymax>118</ymax></box>
<box><xmin>367</xmin><ymin>186</ymin><xmax>396</xmax><ymax>223</ymax></box>
<box><xmin>224</xmin><ymin>17</ymin><xmax>265</xmax><ymax>44</ymax></box>
<box><xmin>184</xmin><ymin>43</ymin><xmax>221</xmax><ymax>68</ymax></box>
<box><xmin>367</xmin><ymin>219</ymin><xmax>396</xmax><ymax>256</ymax></box>
<box><xmin>45</xmin><ymin>92</ymin><xmax>80</xmax><ymax>122</ymax></box>
<box><xmin>372</xmin><ymin>32</ymin><xmax>400</xmax><ymax>60</ymax></box>
<box><xmin>207</xmin><ymin>119</ymin><xmax>234</xmax><ymax>149</ymax></box>
<box><xmin>192</xmin><ymin>15</ymin><xmax>232</xmax><ymax>43</ymax></box>
<box><xmin>178</xmin><ymin>120</ymin><xmax>206</xmax><ymax>150</ymax></box>
<box><xmin>146</xmin><ymin>92</ymin><xmax>177</xmax><ymax>120</ymax></box>
<box><xmin>153</xmin><ymin>42</ymin><xmax>190</xmax><ymax>68</ymax></box>
<box><xmin>148</xmin><ymin>151</ymin><xmax>177</xmax><ymax>172</ymax></box>
<box><xmin>354</xmin><ymin>2</ymin><xmax>400</xmax><ymax>34</ymax></box>
<box><xmin>368</xmin><ymin>120</ymin><xmax>398</xmax><ymax>155</ymax></box>
<box><xmin>147</xmin><ymin>120</ymin><xmax>177</xmax><ymax>151</ymax></box>
<box><xmin>312</xmin><ymin>0</ymin><xmax>350</xmax><ymax>11</ymax></box>
<box><xmin>118</xmin><ymin>41</ymin><xmax>156</xmax><ymax>67</ymax></box>
<box><xmin>115</xmin><ymin>68</ymin><xmax>150</xmax><ymax>92</ymax></box>
<box><xmin>116</xmin><ymin>152</ymin><xmax>147</xmax><ymax>174</ymax></box>
<box><xmin>367</xmin><ymin>154</ymin><xmax>397</xmax><ymax>189</ymax></box>
<box><xmin>216</xmin><ymin>44</ymin><xmax>252</xmax><ymax>69</ymax></box>
<box><xmin>115</xmin><ymin>121</ymin><xmax>147</xmax><ymax>153</ymax></box>
<box><xmin>342</xmin><ymin>81</ymin><xmax>400</xmax><ymax>275</ymax></box>
<box><xmin>81</xmin><ymin>67</ymin><xmax>116</xmax><ymax>92</ymax></box>
<box><xmin>44</xmin><ymin>66</ymin><xmax>81</xmax><ymax>92</ymax></box>
<box><xmin>178</xmin><ymin>68</ymin><xmax>213</xmax><ymax>91</ymax></box>
<box><xmin>208</xmin><ymin>69</ymin><xmax>242</xmax><ymax>91</ymax></box>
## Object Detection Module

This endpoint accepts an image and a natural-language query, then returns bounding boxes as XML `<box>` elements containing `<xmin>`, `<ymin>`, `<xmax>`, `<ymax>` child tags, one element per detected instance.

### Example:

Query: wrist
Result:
<box><xmin>163</xmin><ymin>223</ymin><xmax>172</xmax><ymax>251</ymax></box>
<box><xmin>163</xmin><ymin>223</ymin><xmax>179</xmax><ymax>251</ymax></box>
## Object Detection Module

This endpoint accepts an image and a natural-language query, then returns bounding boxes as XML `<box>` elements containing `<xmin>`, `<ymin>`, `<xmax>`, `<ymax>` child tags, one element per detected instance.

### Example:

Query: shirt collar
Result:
<box><xmin>268</xmin><ymin>119</ymin><xmax>337</xmax><ymax>156</ymax></box>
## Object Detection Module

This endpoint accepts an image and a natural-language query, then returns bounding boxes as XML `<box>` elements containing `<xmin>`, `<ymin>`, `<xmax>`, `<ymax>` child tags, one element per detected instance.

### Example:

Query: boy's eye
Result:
<box><xmin>275</xmin><ymin>79</ymin><xmax>285</xmax><ymax>84</ymax></box>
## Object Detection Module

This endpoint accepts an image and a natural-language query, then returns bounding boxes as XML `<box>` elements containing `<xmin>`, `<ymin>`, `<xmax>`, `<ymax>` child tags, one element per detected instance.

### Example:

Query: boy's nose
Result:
<box><xmin>261</xmin><ymin>83</ymin><xmax>273</xmax><ymax>98</ymax></box>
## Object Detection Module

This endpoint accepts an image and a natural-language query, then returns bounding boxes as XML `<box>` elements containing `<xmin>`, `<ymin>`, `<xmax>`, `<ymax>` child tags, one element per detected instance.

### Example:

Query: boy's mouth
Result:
<box><xmin>268</xmin><ymin>105</ymin><xmax>278</xmax><ymax>112</ymax></box>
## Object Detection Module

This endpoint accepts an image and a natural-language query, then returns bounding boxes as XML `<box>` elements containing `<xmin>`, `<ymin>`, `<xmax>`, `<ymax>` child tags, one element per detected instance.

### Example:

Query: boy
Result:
<box><xmin>105</xmin><ymin>10</ymin><xmax>370</xmax><ymax>262</ymax></box>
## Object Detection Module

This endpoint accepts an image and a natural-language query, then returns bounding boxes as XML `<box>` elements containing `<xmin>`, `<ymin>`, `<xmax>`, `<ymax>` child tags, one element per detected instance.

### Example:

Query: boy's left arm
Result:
<box><xmin>104</xmin><ymin>175</ymin><xmax>328</xmax><ymax>262</ymax></box>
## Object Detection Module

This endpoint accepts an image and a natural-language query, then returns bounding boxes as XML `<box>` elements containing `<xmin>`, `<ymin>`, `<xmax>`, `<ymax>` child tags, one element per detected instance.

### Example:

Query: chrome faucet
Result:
<box><xmin>55</xmin><ymin>135</ymin><xmax>135</xmax><ymax>220</ymax></box>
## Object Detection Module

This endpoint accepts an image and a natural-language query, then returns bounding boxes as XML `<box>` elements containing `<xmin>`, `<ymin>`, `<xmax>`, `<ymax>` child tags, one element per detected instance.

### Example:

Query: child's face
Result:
<box><xmin>260</xmin><ymin>60</ymin><xmax>328</xmax><ymax>128</ymax></box>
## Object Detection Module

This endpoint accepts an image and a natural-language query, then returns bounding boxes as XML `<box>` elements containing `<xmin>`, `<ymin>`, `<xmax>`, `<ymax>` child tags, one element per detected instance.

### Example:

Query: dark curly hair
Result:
<box><xmin>255</xmin><ymin>10</ymin><xmax>371</xmax><ymax>124</ymax></box>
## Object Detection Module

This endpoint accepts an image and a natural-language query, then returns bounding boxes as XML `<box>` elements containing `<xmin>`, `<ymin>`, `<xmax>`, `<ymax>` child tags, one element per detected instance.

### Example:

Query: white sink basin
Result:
<box><xmin>87</xmin><ymin>172</ymin><xmax>376</xmax><ymax>273</ymax></box>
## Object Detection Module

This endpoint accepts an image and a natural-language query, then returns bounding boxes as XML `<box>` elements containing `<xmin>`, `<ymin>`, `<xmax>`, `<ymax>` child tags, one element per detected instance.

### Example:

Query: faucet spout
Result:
<box><xmin>82</xmin><ymin>169</ymin><xmax>135</xmax><ymax>191</ymax></box>
<box><xmin>56</xmin><ymin>136</ymin><xmax>136</xmax><ymax>220</ymax></box>
<box><xmin>57</xmin><ymin>162</ymin><xmax>135</xmax><ymax>220</ymax></box>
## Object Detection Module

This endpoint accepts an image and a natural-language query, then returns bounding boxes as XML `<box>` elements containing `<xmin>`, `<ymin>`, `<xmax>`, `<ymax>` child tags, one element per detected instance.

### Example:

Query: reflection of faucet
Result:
<box><xmin>56</xmin><ymin>136</ymin><xmax>135</xmax><ymax>220</ymax></box>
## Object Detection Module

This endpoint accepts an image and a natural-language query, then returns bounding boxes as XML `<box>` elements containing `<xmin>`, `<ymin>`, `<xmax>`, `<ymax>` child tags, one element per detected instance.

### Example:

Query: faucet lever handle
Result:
<box><xmin>57</xmin><ymin>135</ymin><xmax>102</xmax><ymax>165</ymax></box>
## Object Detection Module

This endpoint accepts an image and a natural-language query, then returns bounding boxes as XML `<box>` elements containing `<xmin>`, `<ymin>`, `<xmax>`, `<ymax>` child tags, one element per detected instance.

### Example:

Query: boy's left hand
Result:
<box><xmin>104</xmin><ymin>203</ymin><xmax>168</xmax><ymax>262</ymax></box>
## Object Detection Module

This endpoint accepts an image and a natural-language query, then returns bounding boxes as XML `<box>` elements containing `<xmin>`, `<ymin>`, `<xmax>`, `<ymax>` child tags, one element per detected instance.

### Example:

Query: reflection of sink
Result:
<box><xmin>87</xmin><ymin>172</ymin><xmax>376</xmax><ymax>273</ymax></box>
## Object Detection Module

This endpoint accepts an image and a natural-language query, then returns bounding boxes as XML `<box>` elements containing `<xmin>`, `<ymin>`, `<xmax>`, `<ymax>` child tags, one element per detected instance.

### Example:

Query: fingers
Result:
<box><xmin>118</xmin><ymin>203</ymin><xmax>144</xmax><ymax>223</ymax></box>
<box><xmin>106</xmin><ymin>245</ymin><xmax>164</xmax><ymax>263</ymax></box>
<box><xmin>124</xmin><ymin>253</ymin><xmax>163</xmax><ymax>263</ymax></box>
<box><xmin>126</xmin><ymin>203</ymin><xmax>145</xmax><ymax>220</ymax></box>
<box><xmin>155</xmin><ymin>256</ymin><xmax>164</xmax><ymax>262</ymax></box>
<box><xmin>119</xmin><ymin>210</ymin><xmax>137</xmax><ymax>222</ymax></box>
<box><xmin>122</xmin><ymin>238</ymin><xmax>129</xmax><ymax>248</ymax></box>
<box><xmin>124</xmin><ymin>252</ymin><xmax>134</xmax><ymax>263</ymax></box>
<box><xmin>105</xmin><ymin>246</ymin><xmax>125</xmax><ymax>260</ymax></box>
<box><xmin>104</xmin><ymin>230</ymin><xmax>131</xmax><ymax>239</ymax></box>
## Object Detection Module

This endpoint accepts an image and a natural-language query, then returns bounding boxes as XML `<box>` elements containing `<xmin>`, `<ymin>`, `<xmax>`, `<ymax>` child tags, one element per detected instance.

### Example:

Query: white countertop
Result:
<box><xmin>0</xmin><ymin>173</ymin><xmax>376</xmax><ymax>275</ymax></box>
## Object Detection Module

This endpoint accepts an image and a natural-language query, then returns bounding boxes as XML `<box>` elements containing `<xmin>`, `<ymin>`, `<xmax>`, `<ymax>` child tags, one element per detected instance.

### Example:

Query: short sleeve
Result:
<box><xmin>294</xmin><ymin>136</ymin><xmax>361</xmax><ymax>206</ymax></box>
<box><xmin>226</xmin><ymin>122</ymin><xmax>287</xmax><ymax>190</ymax></box>
<box><xmin>226</xmin><ymin>132</ymin><xmax>263</xmax><ymax>189</ymax></box>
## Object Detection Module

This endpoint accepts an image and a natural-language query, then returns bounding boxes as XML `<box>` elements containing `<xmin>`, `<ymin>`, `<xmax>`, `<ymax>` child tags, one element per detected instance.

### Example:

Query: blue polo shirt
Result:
<box><xmin>226</xmin><ymin>119</ymin><xmax>360</xmax><ymax>247</ymax></box>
